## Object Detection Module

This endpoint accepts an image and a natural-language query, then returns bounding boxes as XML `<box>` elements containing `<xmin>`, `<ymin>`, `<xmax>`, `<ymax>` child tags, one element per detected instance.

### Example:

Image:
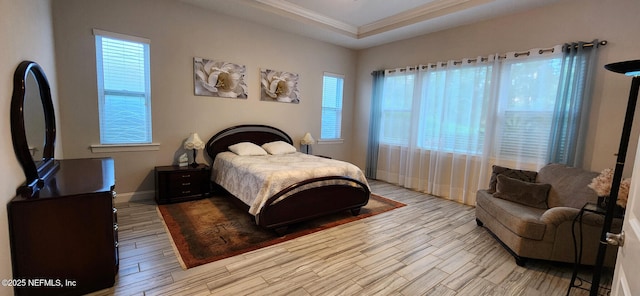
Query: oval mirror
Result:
<box><xmin>11</xmin><ymin>61</ymin><xmax>57</xmax><ymax>197</ymax></box>
<box><xmin>24</xmin><ymin>71</ymin><xmax>46</xmax><ymax>162</ymax></box>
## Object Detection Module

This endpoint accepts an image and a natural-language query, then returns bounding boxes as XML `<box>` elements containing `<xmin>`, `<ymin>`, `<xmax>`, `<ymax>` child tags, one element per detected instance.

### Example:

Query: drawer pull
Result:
<box><xmin>113</xmin><ymin>224</ymin><xmax>118</xmax><ymax>231</ymax></box>
<box><xmin>115</xmin><ymin>241</ymin><xmax>119</xmax><ymax>248</ymax></box>
<box><xmin>113</xmin><ymin>208</ymin><xmax>117</xmax><ymax>214</ymax></box>
<box><xmin>182</xmin><ymin>190</ymin><xmax>191</xmax><ymax>194</ymax></box>
<box><xmin>182</xmin><ymin>182</ymin><xmax>191</xmax><ymax>186</ymax></box>
<box><xmin>112</xmin><ymin>191</ymin><xmax>117</xmax><ymax>199</ymax></box>
<box><xmin>181</xmin><ymin>174</ymin><xmax>191</xmax><ymax>178</ymax></box>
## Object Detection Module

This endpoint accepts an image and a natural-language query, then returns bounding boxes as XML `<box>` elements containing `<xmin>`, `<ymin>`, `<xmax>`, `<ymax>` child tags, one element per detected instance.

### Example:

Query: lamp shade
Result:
<box><xmin>605</xmin><ymin>59</ymin><xmax>640</xmax><ymax>76</ymax></box>
<box><xmin>300</xmin><ymin>132</ymin><xmax>315</xmax><ymax>145</ymax></box>
<box><xmin>184</xmin><ymin>132</ymin><xmax>205</xmax><ymax>150</ymax></box>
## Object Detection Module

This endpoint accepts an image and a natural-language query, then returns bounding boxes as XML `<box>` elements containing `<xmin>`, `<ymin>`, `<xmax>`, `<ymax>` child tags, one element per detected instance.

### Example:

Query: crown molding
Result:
<box><xmin>250</xmin><ymin>0</ymin><xmax>490</xmax><ymax>40</ymax></box>
<box><xmin>359</xmin><ymin>0</ymin><xmax>474</xmax><ymax>38</ymax></box>
<box><xmin>250</xmin><ymin>0</ymin><xmax>358</xmax><ymax>38</ymax></box>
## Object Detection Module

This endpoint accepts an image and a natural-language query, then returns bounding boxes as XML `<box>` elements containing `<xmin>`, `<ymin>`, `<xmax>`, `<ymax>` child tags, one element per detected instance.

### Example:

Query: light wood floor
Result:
<box><xmin>89</xmin><ymin>180</ymin><xmax>613</xmax><ymax>296</ymax></box>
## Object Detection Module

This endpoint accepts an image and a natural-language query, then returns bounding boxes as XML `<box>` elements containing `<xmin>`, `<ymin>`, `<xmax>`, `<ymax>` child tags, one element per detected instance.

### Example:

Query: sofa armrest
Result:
<box><xmin>541</xmin><ymin>206</ymin><xmax>620</xmax><ymax>228</ymax></box>
<box><xmin>540</xmin><ymin>207</ymin><xmax>580</xmax><ymax>226</ymax></box>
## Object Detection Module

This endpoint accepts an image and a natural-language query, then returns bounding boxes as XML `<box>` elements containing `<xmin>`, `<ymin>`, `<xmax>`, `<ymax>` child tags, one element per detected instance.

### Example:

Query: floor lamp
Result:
<box><xmin>590</xmin><ymin>60</ymin><xmax>640</xmax><ymax>296</ymax></box>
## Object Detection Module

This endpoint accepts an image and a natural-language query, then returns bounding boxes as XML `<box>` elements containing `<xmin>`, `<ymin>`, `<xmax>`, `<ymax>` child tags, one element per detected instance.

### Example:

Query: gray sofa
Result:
<box><xmin>475</xmin><ymin>163</ymin><xmax>622</xmax><ymax>266</ymax></box>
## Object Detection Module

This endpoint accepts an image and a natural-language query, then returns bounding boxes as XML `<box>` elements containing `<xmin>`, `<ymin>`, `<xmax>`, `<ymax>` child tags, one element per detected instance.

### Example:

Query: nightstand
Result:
<box><xmin>154</xmin><ymin>164</ymin><xmax>211</xmax><ymax>204</ymax></box>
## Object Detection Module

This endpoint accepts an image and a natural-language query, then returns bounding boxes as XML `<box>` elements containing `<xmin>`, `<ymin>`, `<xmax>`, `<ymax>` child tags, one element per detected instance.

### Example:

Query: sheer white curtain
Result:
<box><xmin>375</xmin><ymin>46</ymin><xmax>563</xmax><ymax>205</ymax></box>
<box><xmin>375</xmin><ymin>66</ymin><xmax>417</xmax><ymax>185</ymax></box>
<box><xmin>484</xmin><ymin>45</ymin><xmax>564</xmax><ymax>172</ymax></box>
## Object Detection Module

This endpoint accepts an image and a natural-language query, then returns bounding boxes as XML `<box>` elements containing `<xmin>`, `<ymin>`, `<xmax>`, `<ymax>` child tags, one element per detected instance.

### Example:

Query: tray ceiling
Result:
<box><xmin>181</xmin><ymin>0</ymin><xmax>560</xmax><ymax>49</ymax></box>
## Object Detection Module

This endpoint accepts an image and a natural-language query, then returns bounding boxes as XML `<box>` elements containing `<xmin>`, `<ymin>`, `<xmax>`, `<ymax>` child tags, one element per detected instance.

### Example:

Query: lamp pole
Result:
<box><xmin>590</xmin><ymin>60</ymin><xmax>640</xmax><ymax>296</ymax></box>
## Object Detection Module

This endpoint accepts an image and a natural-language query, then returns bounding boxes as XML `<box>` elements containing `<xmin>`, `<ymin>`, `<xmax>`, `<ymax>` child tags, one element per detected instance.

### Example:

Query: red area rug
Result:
<box><xmin>157</xmin><ymin>193</ymin><xmax>405</xmax><ymax>269</ymax></box>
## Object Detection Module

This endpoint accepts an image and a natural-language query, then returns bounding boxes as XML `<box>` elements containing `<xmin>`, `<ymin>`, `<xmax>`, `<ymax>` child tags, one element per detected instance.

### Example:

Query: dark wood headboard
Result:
<box><xmin>205</xmin><ymin>124</ymin><xmax>293</xmax><ymax>160</ymax></box>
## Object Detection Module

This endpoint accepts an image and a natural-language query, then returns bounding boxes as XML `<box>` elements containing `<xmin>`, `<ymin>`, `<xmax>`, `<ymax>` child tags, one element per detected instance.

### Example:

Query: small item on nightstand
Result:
<box><xmin>184</xmin><ymin>132</ymin><xmax>205</xmax><ymax>167</ymax></box>
<box><xmin>178</xmin><ymin>153</ymin><xmax>188</xmax><ymax>167</ymax></box>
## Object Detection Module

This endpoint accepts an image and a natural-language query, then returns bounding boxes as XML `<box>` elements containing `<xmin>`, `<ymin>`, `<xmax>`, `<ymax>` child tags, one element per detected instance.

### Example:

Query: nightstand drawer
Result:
<box><xmin>167</xmin><ymin>175</ymin><xmax>208</xmax><ymax>197</ymax></box>
<box><xmin>155</xmin><ymin>164</ymin><xmax>211</xmax><ymax>204</ymax></box>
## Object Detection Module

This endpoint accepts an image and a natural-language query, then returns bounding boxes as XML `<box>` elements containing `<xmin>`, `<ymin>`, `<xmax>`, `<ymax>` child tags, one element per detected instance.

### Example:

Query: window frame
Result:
<box><xmin>93</xmin><ymin>29</ymin><xmax>154</xmax><ymax>149</ymax></box>
<box><xmin>319</xmin><ymin>72</ymin><xmax>345</xmax><ymax>142</ymax></box>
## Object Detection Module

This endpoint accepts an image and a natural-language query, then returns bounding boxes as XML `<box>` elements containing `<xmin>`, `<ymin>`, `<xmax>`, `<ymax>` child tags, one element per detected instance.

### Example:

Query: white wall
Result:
<box><xmin>353</xmin><ymin>0</ymin><xmax>640</xmax><ymax>176</ymax></box>
<box><xmin>0</xmin><ymin>0</ymin><xmax>60</xmax><ymax>294</ymax></box>
<box><xmin>51</xmin><ymin>0</ymin><xmax>357</xmax><ymax>197</ymax></box>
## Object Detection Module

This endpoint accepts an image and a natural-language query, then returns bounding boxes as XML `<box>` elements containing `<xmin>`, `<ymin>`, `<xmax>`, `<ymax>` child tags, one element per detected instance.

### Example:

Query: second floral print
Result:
<box><xmin>260</xmin><ymin>68</ymin><xmax>300</xmax><ymax>104</ymax></box>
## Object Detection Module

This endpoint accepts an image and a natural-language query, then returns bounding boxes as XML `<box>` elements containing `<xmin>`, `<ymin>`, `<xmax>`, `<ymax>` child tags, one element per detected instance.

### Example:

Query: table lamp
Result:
<box><xmin>184</xmin><ymin>132</ymin><xmax>205</xmax><ymax>167</ymax></box>
<box><xmin>300</xmin><ymin>132</ymin><xmax>315</xmax><ymax>154</ymax></box>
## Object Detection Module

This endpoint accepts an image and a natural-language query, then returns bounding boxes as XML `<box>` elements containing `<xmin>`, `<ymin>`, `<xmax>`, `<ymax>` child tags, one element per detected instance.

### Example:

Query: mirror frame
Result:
<box><xmin>11</xmin><ymin>61</ymin><xmax>57</xmax><ymax>197</ymax></box>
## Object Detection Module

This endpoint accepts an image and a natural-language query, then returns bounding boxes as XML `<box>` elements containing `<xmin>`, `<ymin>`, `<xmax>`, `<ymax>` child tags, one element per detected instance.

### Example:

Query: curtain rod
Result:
<box><xmin>380</xmin><ymin>40</ymin><xmax>608</xmax><ymax>73</ymax></box>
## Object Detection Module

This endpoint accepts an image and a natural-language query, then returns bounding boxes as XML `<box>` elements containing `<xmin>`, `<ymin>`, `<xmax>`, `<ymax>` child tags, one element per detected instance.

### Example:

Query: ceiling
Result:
<box><xmin>180</xmin><ymin>0</ymin><xmax>560</xmax><ymax>50</ymax></box>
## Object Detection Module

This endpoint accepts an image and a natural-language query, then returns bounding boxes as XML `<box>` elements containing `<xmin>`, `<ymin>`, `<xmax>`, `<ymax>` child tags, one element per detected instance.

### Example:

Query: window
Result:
<box><xmin>380</xmin><ymin>72</ymin><xmax>415</xmax><ymax>145</ymax></box>
<box><xmin>495</xmin><ymin>57</ymin><xmax>562</xmax><ymax>160</ymax></box>
<box><xmin>378</xmin><ymin>54</ymin><xmax>563</xmax><ymax>163</ymax></box>
<box><xmin>320</xmin><ymin>73</ymin><xmax>344</xmax><ymax>140</ymax></box>
<box><xmin>417</xmin><ymin>64</ymin><xmax>491</xmax><ymax>154</ymax></box>
<box><xmin>94</xmin><ymin>29</ymin><xmax>151</xmax><ymax>144</ymax></box>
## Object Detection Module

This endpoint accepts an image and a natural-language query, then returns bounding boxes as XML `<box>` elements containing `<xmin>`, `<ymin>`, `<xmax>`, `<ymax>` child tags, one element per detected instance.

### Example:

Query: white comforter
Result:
<box><xmin>212</xmin><ymin>152</ymin><xmax>368</xmax><ymax>215</ymax></box>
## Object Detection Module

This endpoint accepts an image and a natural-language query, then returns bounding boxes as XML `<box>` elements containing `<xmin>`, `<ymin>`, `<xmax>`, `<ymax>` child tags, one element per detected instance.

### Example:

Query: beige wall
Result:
<box><xmin>51</xmin><ymin>0</ymin><xmax>357</xmax><ymax>197</ymax></box>
<box><xmin>0</xmin><ymin>0</ymin><xmax>60</xmax><ymax>293</ymax></box>
<box><xmin>353</xmin><ymin>0</ymin><xmax>640</xmax><ymax>177</ymax></box>
<box><xmin>3</xmin><ymin>0</ymin><xmax>639</xmax><ymax>289</ymax></box>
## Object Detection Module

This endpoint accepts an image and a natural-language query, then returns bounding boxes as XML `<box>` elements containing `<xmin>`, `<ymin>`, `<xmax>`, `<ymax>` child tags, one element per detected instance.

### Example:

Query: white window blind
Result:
<box><xmin>320</xmin><ymin>73</ymin><xmax>344</xmax><ymax>140</ymax></box>
<box><xmin>94</xmin><ymin>29</ymin><xmax>151</xmax><ymax>144</ymax></box>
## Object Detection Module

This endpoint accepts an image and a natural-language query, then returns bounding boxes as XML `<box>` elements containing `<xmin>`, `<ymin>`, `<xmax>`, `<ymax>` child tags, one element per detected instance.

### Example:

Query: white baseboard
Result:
<box><xmin>114</xmin><ymin>190</ymin><xmax>155</xmax><ymax>204</ymax></box>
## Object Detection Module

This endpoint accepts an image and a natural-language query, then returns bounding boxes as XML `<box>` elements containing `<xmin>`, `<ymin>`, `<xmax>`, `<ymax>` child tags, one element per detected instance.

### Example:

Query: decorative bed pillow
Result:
<box><xmin>488</xmin><ymin>165</ymin><xmax>538</xmax><ymax>193</ymax></box>
<box><xmin>493</xmin><ymin>174</ymin><xmax>551</xmax><ymax>209</ymax></box>
<box><xmin>228</xmin><ymin>142</ymin><xmax>268</xmax><ymax>156</ymax></box>
<box><xmin>262</xmin><ymin>141</ymin><xmax>297</xmax><ymax>155</ymax></box>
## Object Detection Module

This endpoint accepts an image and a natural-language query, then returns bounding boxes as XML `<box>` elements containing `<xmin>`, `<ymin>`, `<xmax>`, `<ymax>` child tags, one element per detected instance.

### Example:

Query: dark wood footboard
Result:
<box><xmin>256</xmin><ymin>176</ymin><xmax>371</xmax><ymax>229</ymax></box>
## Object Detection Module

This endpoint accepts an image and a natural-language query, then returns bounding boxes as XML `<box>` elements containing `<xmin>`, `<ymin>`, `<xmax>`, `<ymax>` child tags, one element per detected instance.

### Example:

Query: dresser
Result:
<box><xmin>155</xmin><ymin>164</ymin><xmax>211</xmax><ymax>204</ymax></box>
<box><xmin>7</xmin><ymin>158</ymin><xmax>118</xmax><ymax>296</ymax></box>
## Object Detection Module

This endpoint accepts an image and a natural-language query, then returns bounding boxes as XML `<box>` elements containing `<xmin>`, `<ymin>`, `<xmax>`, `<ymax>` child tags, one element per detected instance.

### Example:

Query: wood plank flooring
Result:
<box><xmin>89</xmin><ymin>180</ymin><xmax>613</xmax><ymax>295</ymax></box>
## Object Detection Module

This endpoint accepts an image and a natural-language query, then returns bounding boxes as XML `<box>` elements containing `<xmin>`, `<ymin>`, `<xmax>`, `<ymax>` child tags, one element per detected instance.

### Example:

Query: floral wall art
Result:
<box><xmin>260</xmin><ymin>68</ymin><xmax>300</xmax><ymax>103</ymax></box>
<box><xmin>194</xmin><ymin>57</ymin><xmax>247</xmax><ymax>99</ymax></box>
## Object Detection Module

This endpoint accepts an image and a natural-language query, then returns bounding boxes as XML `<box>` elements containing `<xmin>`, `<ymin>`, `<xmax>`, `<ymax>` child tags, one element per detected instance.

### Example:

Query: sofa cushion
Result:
<box><xmin>477</xmin><ymin>190</ymin><xmax>547</xmax><ymax>240</ymax></box>
<box><xmin>488</xmin><ymin>165</ymin><xmax>538</xmax><ymax>193</ymax></box>
<box><xmin>537</xmin><ymin>164</ymin><xmax>599</xmax><ymax>208</ymax></box>
<box><xmin>494</xmin><ymin>175</ymin><xmax>551</xmax><ymax>209</ymax></box>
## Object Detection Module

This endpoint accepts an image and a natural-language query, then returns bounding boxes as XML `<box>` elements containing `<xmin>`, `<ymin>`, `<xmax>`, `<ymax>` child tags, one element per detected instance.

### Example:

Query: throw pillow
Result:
<box><xmin>262</xmin><ymin>141</ymin><xmax>297</xmax><ymax>155</ymax></box>
<box><xmin>493</xmin><ymin>174</ymin><xmax>551</xmax><ymax>209</ymax></box>
<box><xmin>488</xmin><ymin>165</ymin><xmax>538</xmax><ymax>193</ymax></box>
<box><xmin>228</xmin><ymin>142</ymin><xmax>268</xmax><ymax>156</ymax></box>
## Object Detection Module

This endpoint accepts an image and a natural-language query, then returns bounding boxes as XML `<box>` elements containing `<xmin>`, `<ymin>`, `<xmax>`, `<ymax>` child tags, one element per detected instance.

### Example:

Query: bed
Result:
<box><xmin>205</xmin><ymin>124</ymin><xmax>371</xmax><ymax>231</ymax></box>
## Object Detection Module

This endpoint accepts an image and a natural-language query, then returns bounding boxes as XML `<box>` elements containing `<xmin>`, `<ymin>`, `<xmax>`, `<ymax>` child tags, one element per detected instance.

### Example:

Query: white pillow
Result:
<box><xmin>228</xmin><ymin>142</ymin><xmax>268</xmax><ymax>156</ymax></box>
<box><xmin>262</xmin><ymin>141</ymin><xmax>297</xmax><ymax>155</ymax></box>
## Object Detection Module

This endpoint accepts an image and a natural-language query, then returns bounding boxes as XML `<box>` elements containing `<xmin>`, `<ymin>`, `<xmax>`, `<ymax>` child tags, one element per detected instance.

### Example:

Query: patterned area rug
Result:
<box><xmin>157</xmin><ymin>193</ymin><xmax>405</xmax><ymax>269</ymax></box>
